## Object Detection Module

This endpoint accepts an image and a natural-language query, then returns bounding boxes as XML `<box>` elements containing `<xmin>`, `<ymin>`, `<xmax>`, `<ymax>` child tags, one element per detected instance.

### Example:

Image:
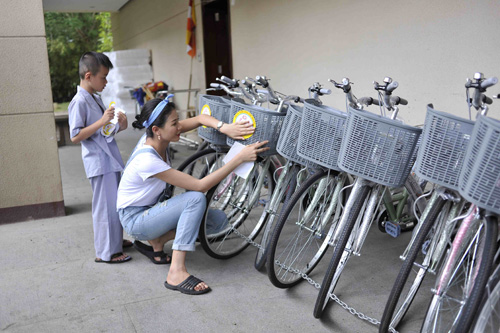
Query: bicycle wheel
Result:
<box><xmin>314</xmin><ymin>176</ymin><xmax>426</xmax><ymax>319</ymax></box>
<box><xmin>254</xmin><ymin>164</ymin><xmax>300</xmax><ymax>271</ymax></box>
<box><xmin>313</xmin><ymin>181</ymin><xmax>371</xmax><ymax>318</ymax></box>
<box><xmin>266</xmin><ymin>169</ymin><xmax>342</xmax><ymax>288</ymax></box>
<box><xmin>472</xmin><ymin>262</ymin><xmax>500</xmax><ymax>333</ymax></box>
<box><xmin>379</xmin><ymin>194</ymin><xmax>447</xmax><ymax>332</ymax></box>
<box><xmin>171</xmin><ymin>147</ymin><xmax>225</xmax><ymax>197</ymax></box>
<box><xmin>199</xmin><ymin>157</ymin><xmax>275</xmax><ymax>259</ymax></box>
<box><xmin>421</xmin><ymin>215</ymin><xmax>498</xmax><ymax>332</ymax></box>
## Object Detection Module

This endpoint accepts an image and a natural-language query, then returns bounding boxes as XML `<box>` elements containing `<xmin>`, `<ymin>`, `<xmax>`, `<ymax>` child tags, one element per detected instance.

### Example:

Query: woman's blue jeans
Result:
<box><xmin>119</xmin><ymin>191</ymin><xmax>207</xmax><ymax>252</ymax></box>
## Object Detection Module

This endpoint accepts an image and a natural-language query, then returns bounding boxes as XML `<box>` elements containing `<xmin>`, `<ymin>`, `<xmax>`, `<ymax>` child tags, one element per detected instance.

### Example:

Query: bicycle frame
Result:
<box><xmin>298</xmin><ymin>172</ymin><xmax>346</xmax><ymax>240</ymax></box>
<box><xmin>434</xmin><ymin>205</ymin><xmax>480</xmax><ymax>296</ymax></box>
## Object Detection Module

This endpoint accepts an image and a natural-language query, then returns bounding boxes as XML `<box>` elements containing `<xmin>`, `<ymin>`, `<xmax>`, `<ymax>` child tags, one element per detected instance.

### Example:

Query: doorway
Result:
<box><xmin>202</xmin><ymin>0</ymin><xmax>233</xmax><ymax>96</ymax></box>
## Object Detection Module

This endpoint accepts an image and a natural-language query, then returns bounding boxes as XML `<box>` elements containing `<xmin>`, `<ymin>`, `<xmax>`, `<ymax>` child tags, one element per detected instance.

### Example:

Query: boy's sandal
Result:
<box><xmin>123</xmin><ymin>239</ymin><xmax>133</xmax><ymax>248</ymax></box>
<box><xmin>95</xmin><ymin>252</ymin><xmax>132</xmax><ymax>264</ymax></box>
<box><xmin>164</xmin><ymin>275</ymin><xmax>211</xmax><ymax>295</ymax></box>
<box><xmin>134</xmin><ymin>240</ymin><xmax>171</xmax><ymax>265</ymax></box>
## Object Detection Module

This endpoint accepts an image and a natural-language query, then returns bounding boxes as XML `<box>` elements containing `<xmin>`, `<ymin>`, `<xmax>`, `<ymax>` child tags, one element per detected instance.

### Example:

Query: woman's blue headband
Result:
<box><xmin>143</xmin><ymin>94</ymin><xmax>175</xmax><ymax>128</ymax></box>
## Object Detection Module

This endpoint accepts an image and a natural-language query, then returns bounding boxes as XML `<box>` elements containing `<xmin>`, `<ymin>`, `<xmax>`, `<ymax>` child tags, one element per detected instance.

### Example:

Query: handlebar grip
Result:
<box><xmin>255</xmin><ymin>76</ymin><xmax>269</xmax><ymax>88</ymax></box>
<box><xmin>398</xmin><ymin>97</ymin><xmax>408</xmax><ymax>105</ymax></box>
<box><xmin>319</xmin><ymin>88</ymin><xmax>332</xmax><ymax>95</ymax></box>
<box><xmin>358</xmin><ymin>97</ymin><xmax>382</xmax><ymax>106</ymax></box>
<box><xmin>221</xmin><ymin>76</ymin><xmax>235</xmax><ymax>85</ymax></box>
<box><xmin>210</xmin><ymin>83</ymin><xmax>221</xmax><ymax>88</ymax></box>
<box><xmin>386</xmin><ymin>81</ymin><xmax>399</xmax><ymax>92</ymax></box>
<box><xmin>480</xmin><ymin>77</ymin><xmax>498</xmax><ymax>89</ymax></box>
<box><xmin>390</xmin><ymin>96</ymin><xmax>408</xmax><ymax>106</ymax></box>
<box><xmin>483</xmin><ymin>95</ymin><xmax>493</xmax><ymax>105</ymax></box>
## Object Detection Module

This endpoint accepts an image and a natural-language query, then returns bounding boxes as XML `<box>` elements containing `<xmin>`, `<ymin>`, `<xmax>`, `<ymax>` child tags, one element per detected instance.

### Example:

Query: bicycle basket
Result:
<box><xmin>197</xmin><ymin>95</ymin><xmax>231</xmax><ymax>145</ymax></box>
<box><xmin>226</xmin><ymin>100</ymin><xmax>287</xmax><ymax>156</ymax></box>
<box><xmin>338</xmin><ymin>106</ymin><xmax>422</xmax><ymax>187</ymax></box>
<box><xmin>276</xmin><ymin>103</ymin><xmax>317</xmax><ymax>167</ymax></box>
<box><xmin>414</xmin><ymin>106</ymin><xmax>474</xmax><ymax>190</ymax></box>
<box><xmin>459</xmin><ymin>115</ymin><xmax>500</xmax><ymax>214</ymax></box>
<box><xmin>296</xmin><ymin>99</ymin><xmax>347</xmax><ymax>170</ymax></box>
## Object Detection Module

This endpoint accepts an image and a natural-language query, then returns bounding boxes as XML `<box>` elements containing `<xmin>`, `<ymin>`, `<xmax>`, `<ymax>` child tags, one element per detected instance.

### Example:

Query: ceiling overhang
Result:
<box><xmin>42</xmin><ymin>0</ymin><xmax>130</xmax><ymax>12</ymax></box>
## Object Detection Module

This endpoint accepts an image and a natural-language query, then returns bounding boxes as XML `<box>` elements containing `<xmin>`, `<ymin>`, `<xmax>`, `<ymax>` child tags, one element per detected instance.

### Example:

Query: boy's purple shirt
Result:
<box><xmin>68</xmin><ymin>86</ymin><xmax>124</xmax><ymax>178</ymax></box>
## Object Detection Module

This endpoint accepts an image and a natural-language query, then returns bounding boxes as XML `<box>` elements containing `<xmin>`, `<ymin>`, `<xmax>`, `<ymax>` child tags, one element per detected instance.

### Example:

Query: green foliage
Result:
<box><xmin>45</xmin><ymin>12</ymin><xmax>113</xmax><ymax>103</ymax></box>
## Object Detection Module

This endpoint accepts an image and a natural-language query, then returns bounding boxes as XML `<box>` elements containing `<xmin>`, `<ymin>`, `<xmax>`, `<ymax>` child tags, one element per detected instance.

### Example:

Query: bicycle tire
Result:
<box><xmin>421</xmin><ymin>215</ymin><xmax>498</xmax><ymax>332</ymax></box>
<box><xmin>455</xmin><ymin>215</ymin><xmax>498</xmax><ymax>332</ymax></box>
<box><xmin>199</xmin><ymin>158</ymin><xmax>275</xmax><ymax>259</ymax></box>
<box><xmin>171</xmin><ymin>147</ymin><xmax>219</xmax><ymax>196</ymax></box>
<box><xmin>379</xmin><ymin>195</ymin><xmax>447</xmax><ymax>332</ymax></box>
<box><xmin>254</xmin><ymin>165</ymin><xmax>300</xmax><ymax>271</ymax></box>
<box><xmin>472</xmin><ymin>260</ymin><xmax>500</xmax><ymax>332</ymax></box>
<box><xmin>313</xmin><ymin>183</ymin><xmax>371</xmax><ymax>318</ymax></box>
<box><xmin>266</xmin><ymin>169</ymin><xmax>340</xmax><ymax>288</ymax></box>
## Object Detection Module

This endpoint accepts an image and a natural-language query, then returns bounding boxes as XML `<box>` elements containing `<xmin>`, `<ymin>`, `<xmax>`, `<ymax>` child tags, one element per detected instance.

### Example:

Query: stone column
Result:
<box><xmin>0</xmin><ymin>0</ymin><xmax>65</xmax><ymax>223</ymax></box>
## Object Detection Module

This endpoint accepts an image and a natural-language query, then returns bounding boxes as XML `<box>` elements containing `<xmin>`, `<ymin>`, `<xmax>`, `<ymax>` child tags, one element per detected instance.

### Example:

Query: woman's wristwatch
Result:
<box><xmin>216</xmin><ymin>121</ymin><xmax>225</xmax><ymax>132</ymax></box>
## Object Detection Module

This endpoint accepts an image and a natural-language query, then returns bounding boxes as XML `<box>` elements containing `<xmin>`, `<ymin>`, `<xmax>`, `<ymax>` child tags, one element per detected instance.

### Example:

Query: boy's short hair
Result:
<box><xmin>79</xmin><ymin>52</ymin><xmax>114</xmax><ymax>79</ymax></box>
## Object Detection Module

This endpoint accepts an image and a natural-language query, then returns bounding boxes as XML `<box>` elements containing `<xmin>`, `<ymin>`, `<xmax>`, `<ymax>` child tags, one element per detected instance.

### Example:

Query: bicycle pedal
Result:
<box><xmin>385</xmin><ymin>221</ymin><xmax>401</xmax><ymax>238</ymax></box>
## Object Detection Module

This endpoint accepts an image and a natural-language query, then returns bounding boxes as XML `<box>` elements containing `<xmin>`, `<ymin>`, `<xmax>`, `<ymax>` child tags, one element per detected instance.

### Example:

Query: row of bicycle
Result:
<box><xmin>168</xmin><ymin>73</ymin><xmax>500</xmax><ymax>332</ymax></box>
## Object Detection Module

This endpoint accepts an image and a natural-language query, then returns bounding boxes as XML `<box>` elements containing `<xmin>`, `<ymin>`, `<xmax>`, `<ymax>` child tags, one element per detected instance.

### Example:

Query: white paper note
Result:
<box><xmin>222</xmin><ymin>142</ymin><xmax>254</xmax><ymax>179</ymax></box>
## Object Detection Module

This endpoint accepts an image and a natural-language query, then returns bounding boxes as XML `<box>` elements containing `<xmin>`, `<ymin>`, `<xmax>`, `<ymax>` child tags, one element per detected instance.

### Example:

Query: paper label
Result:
<box><xmin>222</xmin><ymin>142</ymin><xmax>254</xmax><ymax>179</ymax></box>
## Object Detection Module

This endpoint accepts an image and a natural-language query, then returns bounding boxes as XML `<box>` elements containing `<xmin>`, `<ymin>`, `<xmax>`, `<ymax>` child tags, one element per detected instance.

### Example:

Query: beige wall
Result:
<box><xmin>111</xmin><ymin>0</ymin><xmax>500</xmax><ymax>125</ymax></box>
<box><xmin>111</xmin><ymin>0</ymin><xmax>205</xmax><ymax>113</ymax></box>
<box><xmin>0</xmin><ymin>0</ymin><xmax>64</xmax><ymax>222</ymax></box>
<box><xmin>230</xmin><ymin>0</ymin><xmax>500</xmax><ymax>125</ymax></box>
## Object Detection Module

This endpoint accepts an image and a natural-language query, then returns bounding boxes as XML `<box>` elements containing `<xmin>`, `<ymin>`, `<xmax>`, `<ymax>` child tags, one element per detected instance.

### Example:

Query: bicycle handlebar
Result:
<box><xmin>481</xmin><ymin>77</ymin><xmax>498</xmax><ymax>89</ymax></box>
<box><xmin>391</xmin><ymin>96</ymin><xmax>408</xmax><ymax>106</ymax></box>
<box><xmin>466</xmin><ymin>73</ymin><xmax>498</xmax><ymax>113</ymax></box>
<box><xmin>255</xmin><ymin>75</ymin><xmax>269</xmax><ymax>88</ymax></box>
<box><xmin>220</xmin><ymin>75</ymin><xmax>239</xmax><ymax>88</ymax></box>
<box><xmin>386</xmin><ymin>81</ymin><xmax>399</xmax><ymax>93</ymax></box>
<box><xmin>482</xmin><ymin>95</ymin><xmax>493</xmax><ymax>105</ymax></box>
<box><xmin>358</xmin><ymin>97</ymin><xmax>382</xmax><ymax>106</ymax></box>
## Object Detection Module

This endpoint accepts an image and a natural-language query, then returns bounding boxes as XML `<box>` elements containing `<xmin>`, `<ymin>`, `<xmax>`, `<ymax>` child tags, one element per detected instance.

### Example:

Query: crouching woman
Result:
<box><xmin>117</xmin><ymin>97</ymin><xmax>268</xmax><ymax>295</ymax></box>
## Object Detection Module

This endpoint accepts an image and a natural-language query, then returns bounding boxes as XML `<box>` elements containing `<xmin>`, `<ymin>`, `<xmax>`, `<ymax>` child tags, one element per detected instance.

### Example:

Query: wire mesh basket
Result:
<box><xmin>197</xmin><ymin>95</ymin><xmax>231</xmax><ymax>145</ymax></box>
<box><xmin>338</xmin><ymin>106</ymin><xmax>422</xmax><ymax>187</ymax></box>
<box><xmin>414</xmin><ymin>106</ymin><xmax>475</xmax><ymax>190</ymax></box>
<box><xmin>459</xmin><ymin>115</ymin><xmax>500</xmax><ymax>214</ymax></box>
<box><xmin>296</xmin><ymin>99</ymin><xmax>347</xmax><ymax>170</ymax></box>
<box><xmin>226</xmin><ymin>100</ymin><xmax>286</xmax><ymax>156</ymax></box>
<box><xmin>276</xmin><ymin>103</ymin><xmax>317</xmax><ymax>167</ymax></box>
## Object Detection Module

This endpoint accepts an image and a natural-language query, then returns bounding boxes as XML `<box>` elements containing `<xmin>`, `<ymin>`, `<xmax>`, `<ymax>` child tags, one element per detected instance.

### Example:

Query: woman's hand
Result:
<box><xmin>220</xmin><ymin>121</ymin><xmax>255</xmax><ymax>140</ymax></box>
<box><xmin>236</xmin><ymin>141</ymin><xmax>270</xmax><ymax>163</ymax></box>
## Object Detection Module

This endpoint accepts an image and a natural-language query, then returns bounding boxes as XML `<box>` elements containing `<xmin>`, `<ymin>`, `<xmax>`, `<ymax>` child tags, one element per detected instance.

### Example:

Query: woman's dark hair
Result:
<box><xmin>132</xmin><ymin>98</ymin><xmax>176</xmax><ymax>137</ymax></box>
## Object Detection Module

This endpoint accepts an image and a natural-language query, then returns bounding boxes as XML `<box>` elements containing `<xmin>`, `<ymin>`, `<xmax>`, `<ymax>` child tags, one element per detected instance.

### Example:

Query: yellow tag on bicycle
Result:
<box><xmin>200</xmin><ymin>104</ymin><xmax>211</xmax><ymax>128</ymax></box>
<box><xmin>233</xmin><ymin>110</ymin><xmax>256</xmax><ymax>139</ymax></box>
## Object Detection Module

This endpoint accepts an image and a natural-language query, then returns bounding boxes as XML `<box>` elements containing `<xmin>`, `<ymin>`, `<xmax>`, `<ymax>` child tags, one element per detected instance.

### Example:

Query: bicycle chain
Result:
<box><xmin>230</xmin><ymin>227</ymin><xmax>399</xmax><ymax>333</ymax></box>
<box><xmin>229</xmin><ymin>225</ymin><xmax>265</xmax><ymax>251</ymax></box>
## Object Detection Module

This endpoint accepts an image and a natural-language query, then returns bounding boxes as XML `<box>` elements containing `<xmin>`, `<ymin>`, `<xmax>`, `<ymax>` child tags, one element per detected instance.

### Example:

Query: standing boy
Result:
<box><xmin>69</xmin><ymin>51</ymin><xmax>131</xmax><ymax>263</ymax></box>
